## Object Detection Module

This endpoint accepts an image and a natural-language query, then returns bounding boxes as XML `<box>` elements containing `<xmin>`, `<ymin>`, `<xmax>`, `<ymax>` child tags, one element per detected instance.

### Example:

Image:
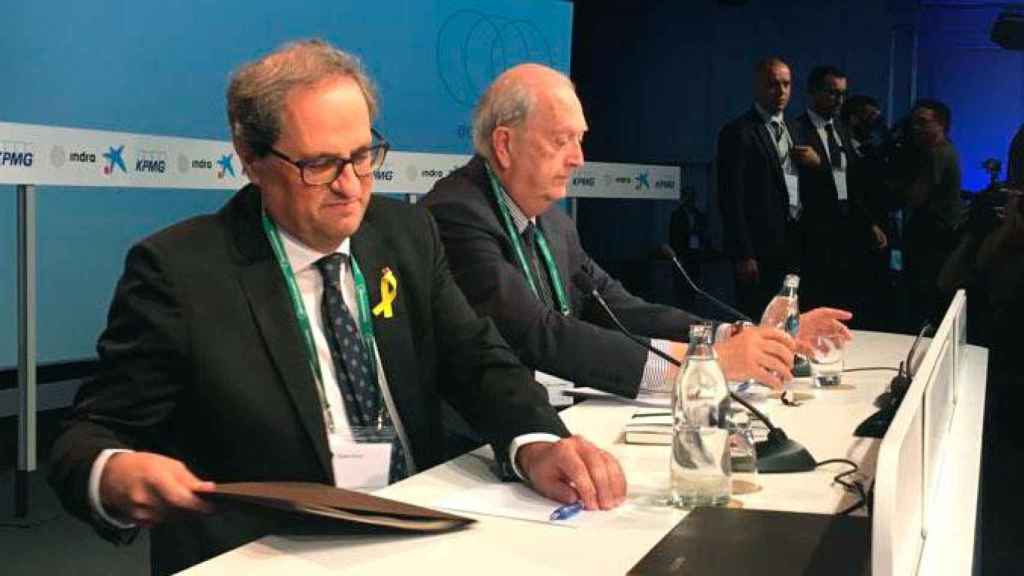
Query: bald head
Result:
<box><xmin>472</xmin><ymin>63</ymin><xmax>586</xmax><ymax>217</ymax></box>
<box><xmin>753</xmin><ymin>57</ymin><xmax>792</xmax><ymax>114</ymax></box>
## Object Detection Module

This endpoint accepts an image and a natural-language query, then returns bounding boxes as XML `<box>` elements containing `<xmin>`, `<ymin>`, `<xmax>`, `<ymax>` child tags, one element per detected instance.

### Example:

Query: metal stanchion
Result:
<box><xmin>16</xmin><ymin>183</ymin><xmax>37</xmax><ymax>518</ymax></box>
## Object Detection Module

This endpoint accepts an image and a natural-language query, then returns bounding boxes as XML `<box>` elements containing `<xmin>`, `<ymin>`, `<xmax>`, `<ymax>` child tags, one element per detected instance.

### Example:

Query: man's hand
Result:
<box><xmin>792</xmin><ymin>145</ymin><xmax>821</xmax><ymax>168</ymax></box>
<box><xmin>714</xmin><ymin>326</ymin><xmax>796</xmax><ymax>389</ymax></box>
<box><xmin>101</xmin><ymin>452</ymin><xmax>216</xmax><ymax>527</ymax></box>
<box><xmin>735</xmin><ymin>258</ymin><xmax>760</xmax><ymax>283</ymax></box>
<box><xmin>516</xmin><ymin>436</ymin><xmax>626</xmax><ymax>511</ymax></box>
<box><xmin>796</xmin><ymin>307</ymin><xmax>853</xmax><ymax>356</ymax></box>
<box><xmin>871</xmin><ymin>225</ymin><xmax>888</xmax><ymax>250</ymax></box>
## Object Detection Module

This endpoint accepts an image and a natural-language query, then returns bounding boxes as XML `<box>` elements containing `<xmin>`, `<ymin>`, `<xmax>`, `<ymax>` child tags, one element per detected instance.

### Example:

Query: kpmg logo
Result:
<box><xmin>0</xmin><ymin>140</ymin><xmax>35</xmax><ymax>168</ymax></box>
<box><xmin>135</xmin><ymin>149</ymin><xmax>167</xmax><ymax>173</ymax></box>
<box><xmin>103</xmin><ymin>145</ymin><xmax>127</xmax><ymax>174</ymax></box>
<box><xmin>571</xmin><ymin>173</ymin><xmax>595</xmax><ymax>187</ymax></box>
<box><xmin>634</xmin><ymin>172</ymin><xmax>650</xmax><ymax>191</ymax></box>
<box><xmin>217</xmin><ymin>154</ymin><xmax>235</xmax><ymax>178</ymax></box>
<box><xmin>373</xmin><ymin>169</ymin><xmax>394</xmax><ymax>182</ymax></box>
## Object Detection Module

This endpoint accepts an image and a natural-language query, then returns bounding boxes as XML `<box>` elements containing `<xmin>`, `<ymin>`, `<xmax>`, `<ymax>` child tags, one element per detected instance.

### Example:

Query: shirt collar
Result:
<box><xmin>484</xmin><ymin>159</ymin><xmax>535</xmax><ymax>233</ymax></box>
<box><xmin>500</xmin><ymin>188</ymin><xmax>535</xmax><ymax>234</ymax></box>
<box><xmin>276</xmin><ymin>225</ymin><xmax>351</xmax><ymax>274</ymax></box>
<box><xmin>754</xmin><ymin>102</ymin><xmax>784</xmax><ymax>125</ymax></box>
<box><xmin>807</xmin><ymin>107</ymin><xmax>833</xmax><ymax>130</ymax></box>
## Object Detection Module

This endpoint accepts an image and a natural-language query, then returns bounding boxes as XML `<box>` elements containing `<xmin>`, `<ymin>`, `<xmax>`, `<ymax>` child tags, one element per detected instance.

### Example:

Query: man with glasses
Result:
<box><xmin>901</xmin><ymin>99</ymin><xmax>963</xmax><ymax>327</ymax></box>
<box><xmin>423</xmin><ymin>63</ymin><xmax>850</xmax><ymax>403</ymax></box>
<box><xmin>792</xmin><ymin>66</ymin><xmax>886</xmax><ymax>319</ymax></box>
<box><xmin>49</xmin><ymin>40</ymin><xmax>625</xmax><ymax>575</ymax></box>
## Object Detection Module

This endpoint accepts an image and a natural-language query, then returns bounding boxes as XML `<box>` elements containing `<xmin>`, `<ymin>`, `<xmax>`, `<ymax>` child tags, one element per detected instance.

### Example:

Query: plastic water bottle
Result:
<box><xmin>760</xmin><ymin>274</ymin><xmax>800</xmax><ymax>336</ymax></box>
<box><xmin>760</xmin><ymin>274</ymin><xmax>809</xmax><ymax>376</ymax></box>
<box><xmin>670</xmin><ymin>323</ymin><xmax>731</xmax><ymax>508</ymax></box>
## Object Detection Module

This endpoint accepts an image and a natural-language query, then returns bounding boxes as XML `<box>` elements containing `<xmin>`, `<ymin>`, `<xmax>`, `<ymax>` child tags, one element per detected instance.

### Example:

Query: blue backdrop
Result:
<box><xmin>0</xmin><ymin>0</ymin><xmax>572</xmax><ymax>365</ymax></box>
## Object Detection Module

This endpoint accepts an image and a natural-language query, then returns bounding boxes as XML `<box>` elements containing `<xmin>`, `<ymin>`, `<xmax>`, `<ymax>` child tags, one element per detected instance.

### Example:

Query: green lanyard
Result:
<box><xmin>485</xmin><ymin>164</ymin><xmax>570</xmax><ymax>316</ymax></box>
<box><xmin>261</xmin><ymin>212</ymin><xmax>380</xmax><ymax>431</ymax></box>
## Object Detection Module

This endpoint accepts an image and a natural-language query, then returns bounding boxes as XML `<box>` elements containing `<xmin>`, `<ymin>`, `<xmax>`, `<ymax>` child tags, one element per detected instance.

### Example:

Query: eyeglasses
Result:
<box><xmin>268</xmin><ymin>128</ymin><xmax>389</xmax><ymax>185</ymax></box>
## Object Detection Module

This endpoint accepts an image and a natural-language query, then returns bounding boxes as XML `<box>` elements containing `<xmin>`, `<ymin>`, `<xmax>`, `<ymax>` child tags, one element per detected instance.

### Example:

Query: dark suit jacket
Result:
<box><xmin>791</xmin><ymin>113</ymin><xmax>876</xmax><ymax>245</ymax></box>
<box><xmin>791</xmin><ymin>113</ymin><xmax>878</xmax><ymax>307</ymax></box>
<box><xmin>49</xmin><ymin>185</ymin><xmax>568</xmax><ymax>574</ymax></box>
<box><xmin>422</xmin><ymin>156</ymin><xmax>701</xmax><ymax>398</ymax></box>
<box><xmin>716</xmin><ymin>107</ymin><xmax>795</xmax><ymax>269</ymax></box>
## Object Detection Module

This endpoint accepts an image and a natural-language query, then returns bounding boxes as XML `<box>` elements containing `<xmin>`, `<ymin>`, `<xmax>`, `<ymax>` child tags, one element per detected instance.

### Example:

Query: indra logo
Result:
<box><xmin>135</xmin><ymin>149</ymin><xmax>167</xmax><ymax>173</ymax></box>
<box><xmin>634</xmin><ymin>172</ymin><xmax>650</xmax><ymax>191</ymax></box>
<box><xmin>0</xmin><ymin>140</ymin><xmax>35</xmax><ymax>168</ymax></box>
<box><xmin>654</xmin><ymin>178</ymin><xmax>676</xmax><ymax>190</ymax></box>
<box><xmin>103</xmin><ymin>145</ymin><xmax>127</xmax><ymax>175</ymax></box>
<box><xmin>437</xmin><ymin>10</ymin><xmax>557</xmax><ymax>109</ymax></box>
<box><xmin>217</xmin><ymin>154</ymin><xmax>235</xmax><ymax>178</ymax></box>
<box><xmin>69</xmin><ymin>150</ymin><xmax>97</xmax><ymax>163</ymax></box>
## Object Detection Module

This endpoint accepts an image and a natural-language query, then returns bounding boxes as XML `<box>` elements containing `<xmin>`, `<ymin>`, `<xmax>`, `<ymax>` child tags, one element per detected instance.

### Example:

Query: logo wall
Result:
<box><xmin>0</xmin><ymin>121</ymin><xmax>679</xmax><ymax>199</ymax></box>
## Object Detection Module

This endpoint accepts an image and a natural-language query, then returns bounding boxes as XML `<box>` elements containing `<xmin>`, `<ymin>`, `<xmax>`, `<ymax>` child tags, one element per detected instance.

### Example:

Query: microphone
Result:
<box><xmin>855</xmin><ymin>322</ymin><xmax>934</xmax><ymax>438</ymax></box>
<box><xmin>660</xmin><ymin>244</ymin><xmax>752</xmax><ymax>323</ymax></box>
<box><xmin>572</xmin><ymin>271</ymin><xmax>816</xmax><ymax>473</ymax></box>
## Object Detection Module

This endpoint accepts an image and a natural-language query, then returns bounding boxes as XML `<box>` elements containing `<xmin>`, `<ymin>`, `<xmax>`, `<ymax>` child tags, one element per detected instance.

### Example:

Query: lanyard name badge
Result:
<box><xmin>485</xmin><ymin>164</ymin><xmax>571</xmax><ymax>316</ymax></box>
<box><xmin>261</xmin><ymin>213</ymin><xmax>394</xmax><ymax>489</ymax></box>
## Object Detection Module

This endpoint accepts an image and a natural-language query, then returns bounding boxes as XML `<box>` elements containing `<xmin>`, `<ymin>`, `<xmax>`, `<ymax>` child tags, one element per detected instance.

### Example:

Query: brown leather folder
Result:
<box><xmin>209</xmin><ymin>482</ymin><xmax>475</xmax><ymax>532</ymax></box>
<box><xmin>629</xmin><ymin>507</ymin><xmax>870</xmax><ymax>575</ymax></box>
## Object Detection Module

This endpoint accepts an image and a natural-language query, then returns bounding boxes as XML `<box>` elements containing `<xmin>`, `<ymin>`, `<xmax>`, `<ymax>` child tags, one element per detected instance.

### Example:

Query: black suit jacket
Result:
<box><xmin>422</xmin><ymin>156</ymin><xmax>701</xmax><ymax>398</ymax></box>
<box><xmin>791</xmin><ymin>113</ymin><xmax>875</xmax><ymax>240</ymax></box>
<box><xmin>791</xmin><ymin>113</ymin><xmax>877</xmax><ymax>294</ymax></box>
<box><xmin>717</xmin><ymin>107</ymin><xmax>795</xmax><ymax>268</ymax></box>
<box><xmin>49</xmin><ymin>185</ymin><xmax>568</xmax><ymax>574</ymax></box>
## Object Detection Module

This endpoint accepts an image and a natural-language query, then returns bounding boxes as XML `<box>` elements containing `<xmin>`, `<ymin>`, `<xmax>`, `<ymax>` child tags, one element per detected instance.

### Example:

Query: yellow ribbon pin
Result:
<box><xmin>372</xmin><ymin>267</ymin><xmax>397</xmax><ymax>318</ymax></box>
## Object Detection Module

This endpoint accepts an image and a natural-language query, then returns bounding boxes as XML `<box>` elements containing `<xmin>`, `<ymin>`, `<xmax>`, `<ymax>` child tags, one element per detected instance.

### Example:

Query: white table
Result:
<box><xmin>182</xmin><ymin>331</ymin><xmax>987</xmax><ymax>575</ymax></box>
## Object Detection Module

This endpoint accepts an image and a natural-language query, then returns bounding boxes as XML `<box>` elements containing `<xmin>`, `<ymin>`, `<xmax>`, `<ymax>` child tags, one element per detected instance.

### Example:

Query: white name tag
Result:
<box><xmin>535</xmin><ymin>371</ymin><xmax>574</xmax><ymax>407</ymax></box>
<box><xmin>328</xmin><ymin>433</ymin><xmax>392</xmax><ymax>490</ymax></box>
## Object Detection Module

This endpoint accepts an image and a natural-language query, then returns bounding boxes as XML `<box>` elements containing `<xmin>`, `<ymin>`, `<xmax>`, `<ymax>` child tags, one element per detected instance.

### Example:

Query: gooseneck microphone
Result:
<box><xmin>660</xmin><ymin>244</ymin><xmax>753</xmax><ymax>323</ymax></box>
<box><xmin>572</xmin><ymin>271</ymin><xmax>816</xmax><ymax>473</ymax></box>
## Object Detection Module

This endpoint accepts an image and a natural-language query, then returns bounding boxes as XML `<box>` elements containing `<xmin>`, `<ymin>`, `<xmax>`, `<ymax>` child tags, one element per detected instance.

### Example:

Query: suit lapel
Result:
<box><xmin>749</xmin><ymin>110</ymin><xmax>788</xmax><ymax>196</ymax></box>
<box><xmin>230</xmin><ymin>188</ymin><xmax>332</xmax><ymax>480</ymax></box>
<box><xmin>351</xmin><ymin>217</ymin><xmax>419</xmax><ymax>438</ymax></box>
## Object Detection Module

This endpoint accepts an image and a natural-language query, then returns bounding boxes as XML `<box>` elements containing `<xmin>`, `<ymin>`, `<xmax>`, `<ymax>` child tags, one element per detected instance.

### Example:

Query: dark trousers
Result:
<box><xmin>734</xmin><ymin>220</ymin><xmax>802</xmax><ymax>320</ymax></box>
<box><xmin>903</xmin><ymin>213</ymin><xmax>956</xmax><ymax>331</ymax></box>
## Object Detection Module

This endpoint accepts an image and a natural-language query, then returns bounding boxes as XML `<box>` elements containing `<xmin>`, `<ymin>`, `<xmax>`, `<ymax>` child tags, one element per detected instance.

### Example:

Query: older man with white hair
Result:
<box><xmin>424</xmin><ymin>63</ymin><xmax>850</xmax><ymax>399</ymax></box>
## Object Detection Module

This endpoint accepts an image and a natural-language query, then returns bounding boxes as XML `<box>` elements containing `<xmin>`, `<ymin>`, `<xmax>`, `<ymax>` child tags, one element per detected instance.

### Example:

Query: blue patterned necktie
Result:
<box><xmin>314</xmin><ymin>253</ymin><xmax>408</xmax><ymax>482</ymax></box>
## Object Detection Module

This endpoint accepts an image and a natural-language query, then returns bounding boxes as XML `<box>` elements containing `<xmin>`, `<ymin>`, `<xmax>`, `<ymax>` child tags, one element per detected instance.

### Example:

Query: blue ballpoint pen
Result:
<box><xmin>549</xmin><ymin>501</ymin><xmax>584</xmax><ymax>521</ymax></box>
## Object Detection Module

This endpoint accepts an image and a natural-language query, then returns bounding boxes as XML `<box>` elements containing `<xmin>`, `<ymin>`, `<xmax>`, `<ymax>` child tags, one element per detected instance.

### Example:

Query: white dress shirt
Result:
<box><xmin>806</xmin><ymin>108</ymin><xmax>849</xmax><ymax>201</ymax></box>
<box><xmin>755</xmin><ymin>102</ymin><xmax>801</xmax><ymax>219</ymax></box>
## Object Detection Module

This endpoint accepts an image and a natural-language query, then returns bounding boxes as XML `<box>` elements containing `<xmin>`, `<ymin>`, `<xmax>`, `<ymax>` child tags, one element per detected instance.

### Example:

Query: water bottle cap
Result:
<box><xmin>784</xmin><ymin>274</ymin><xmax>800</xmax><ymax>288</ymax></box>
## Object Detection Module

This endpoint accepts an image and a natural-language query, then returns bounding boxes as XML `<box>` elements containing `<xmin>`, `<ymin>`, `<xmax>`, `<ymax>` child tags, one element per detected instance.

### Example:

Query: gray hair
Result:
<box><xmin>227</xmin><ymin>39</ymin><xmax>378</xmax><ymax>157</ymax></box>
<box><xmin>471</xmin><ymin>80</ymin><xmax>535</xmax><ymax>162</ymax></box>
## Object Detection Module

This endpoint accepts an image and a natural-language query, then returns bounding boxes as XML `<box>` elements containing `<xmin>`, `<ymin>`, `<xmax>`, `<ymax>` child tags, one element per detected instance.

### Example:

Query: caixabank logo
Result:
<box><xmin>135</xmin><ymin>149</ymin><xmax>167</xmax><ymax>173</ymax></box>
<box><xmin>634</xmin><ymin>172</ymin><xmax>650</xmax><ymax>191</ymax></box>
<box><xmin>103</xmin><ymin>145</ymin><xmax>127</xmax><ymax>175</ymax></box>
<box><xmin>217</xmin><ymin>154</ymin><xmax>235</xmax><ymax>178</ymax></box>
<box><xmin>0</xmin><ymin>140</ymin><xmax>35</xmax><ymax>168</ymax></box>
